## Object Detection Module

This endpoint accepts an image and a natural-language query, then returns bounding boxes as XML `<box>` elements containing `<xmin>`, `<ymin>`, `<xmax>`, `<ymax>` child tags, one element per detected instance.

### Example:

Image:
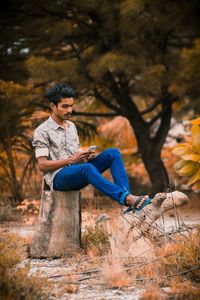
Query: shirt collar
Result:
<box><xmin>48</xmin><ymin>116</ymin><xmax>68</xmax><ymax>130</ymax></box>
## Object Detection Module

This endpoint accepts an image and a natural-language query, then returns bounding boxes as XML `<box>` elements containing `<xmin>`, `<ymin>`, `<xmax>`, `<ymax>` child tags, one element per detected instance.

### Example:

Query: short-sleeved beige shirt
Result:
<box><xmin>32</xmin><ymin>116</ymin><xmax>80</xmax><ymax>189</ymax></box>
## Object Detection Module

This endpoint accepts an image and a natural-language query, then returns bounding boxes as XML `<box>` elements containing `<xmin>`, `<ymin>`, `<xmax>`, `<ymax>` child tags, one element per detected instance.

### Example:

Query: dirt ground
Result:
<box><xmin>0</xmin><ymin>191</ymin><xmax>199</xmax><ymax>299</ymax></box>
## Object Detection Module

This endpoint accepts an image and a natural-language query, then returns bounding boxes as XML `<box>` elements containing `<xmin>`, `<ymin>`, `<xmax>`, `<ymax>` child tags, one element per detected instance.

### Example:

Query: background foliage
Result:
<box><xmin>174</xmin><ymin>117</ymin><xmax>200</xmax><ymax>190</ymax></box>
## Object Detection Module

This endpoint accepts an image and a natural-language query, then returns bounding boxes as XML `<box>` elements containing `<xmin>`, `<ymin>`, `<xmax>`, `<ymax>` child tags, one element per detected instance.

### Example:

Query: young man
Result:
<box><xmin>32</xmin><ymin>83</ymin><xmax>149</xmax><ymax>209</ymax></box>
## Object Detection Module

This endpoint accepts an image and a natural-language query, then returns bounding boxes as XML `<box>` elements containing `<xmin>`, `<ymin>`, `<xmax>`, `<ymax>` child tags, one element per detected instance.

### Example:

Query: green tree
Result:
<box><xmin>0</xmin><ymin>80</ymin><xmax>35</xmax><ymax>204</ymax></box>
<box><xmin>1</xmin><ymin>1</ymin><xmax>200</xmax><ymax>193</ymax></box>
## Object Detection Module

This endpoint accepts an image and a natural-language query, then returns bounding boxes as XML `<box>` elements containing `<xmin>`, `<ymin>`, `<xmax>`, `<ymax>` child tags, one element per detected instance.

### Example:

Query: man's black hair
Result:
<box><xmin>46</xmin><ymin>83</ymin><xmax>76</xmax><ymax>105</ymax></box>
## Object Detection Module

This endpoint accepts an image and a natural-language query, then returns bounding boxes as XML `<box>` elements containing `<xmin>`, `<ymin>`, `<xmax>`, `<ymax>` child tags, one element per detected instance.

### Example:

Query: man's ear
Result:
<box><xmin>50</xmin><ymin>102</ymin><xmax>56</xmax><ymax>110</ymax></box>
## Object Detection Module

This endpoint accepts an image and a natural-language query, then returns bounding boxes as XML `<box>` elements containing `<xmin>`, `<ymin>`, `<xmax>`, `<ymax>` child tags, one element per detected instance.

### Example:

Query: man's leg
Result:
<box><xmin>53</xmin><ymin>163</ymin><xmax>129</xmax><ymax>205</ymax></box>
<box><xmin>89</xmin><ymin>148</ymin><xmax>130</xmax><ymax>193</ymax></box>
<box><xmin>88</xmin><ymin>148</ymin><xmax>149</xmax><ymax>207</ymax></box>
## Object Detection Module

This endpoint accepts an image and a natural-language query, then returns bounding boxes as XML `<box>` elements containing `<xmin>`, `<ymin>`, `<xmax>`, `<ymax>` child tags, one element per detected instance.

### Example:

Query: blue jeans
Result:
<box><xmin>53</xmin><ymin>148</ymin><xmax>130</xmax><ymax>205</ymax></box>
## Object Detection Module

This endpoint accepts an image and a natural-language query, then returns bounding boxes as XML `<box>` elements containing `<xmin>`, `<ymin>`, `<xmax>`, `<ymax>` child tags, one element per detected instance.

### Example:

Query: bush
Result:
<box><xmin>168</xmin><ymin>279</ymin><xmax>200</xmax><ymax>300</ymax></box>
<box><xmin>81</xmin><ymin>224</ymin><xmax>110</xmax><ymax>256</ymax></box>
<box><xmin>156</xmin><ymin>227</ymin><xmax>200</xmax><ymax>283</ymax></box>
<box><xmin>0</xmin><ymin>205</ymin><xmax>22</xmax><ymax>223</ymax></box>
<box><xmin>0</xmin><ymin>232</ymin><xmax>49</xmax><ymax>300</ymax></box>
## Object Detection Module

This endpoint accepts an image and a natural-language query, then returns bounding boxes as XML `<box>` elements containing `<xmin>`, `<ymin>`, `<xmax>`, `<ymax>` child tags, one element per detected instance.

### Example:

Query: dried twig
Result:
<box><xmin>48</xmin><ymin>250</ymin><xmax>180</xmax><ymax>281</ymax></box>
<box><xmin>135</xmin><ymin>265</ymin><xmax>200</xmax><ymax>283</ymax></box>
<box><xmin>127</xmin><ymin>211</ymin><xmax>180</xmax><ymax>243</ymax></box>
<box><xmin>48</xmin><ymin>268</ymin><xmax>100</xmax><ymax>279</ymax></box>
<box><xmin>164</xmin><ymin>265</ymin><xmax>200</xmax><ymax>279</ymax></box>
<box><xmin>49</xmin><ymin>265</ymin><xmax>200</xmax><ymax>286</ymax></box>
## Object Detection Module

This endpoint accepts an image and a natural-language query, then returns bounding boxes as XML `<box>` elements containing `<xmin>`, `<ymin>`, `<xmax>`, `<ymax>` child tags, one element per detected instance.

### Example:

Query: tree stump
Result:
<box><xmin>125</xmin><ymin>191</ymin><xmax>189</xmax><ymax>243</ymax></box>
<box><xmin>29</xmin><ymin>187</ymin><xmax>81</xmax><ymax>258</ymax></box>
<box><xmin>104</xmin><ymin>191</ymin><xmax>189</xmax><ymax>252</ymax></box>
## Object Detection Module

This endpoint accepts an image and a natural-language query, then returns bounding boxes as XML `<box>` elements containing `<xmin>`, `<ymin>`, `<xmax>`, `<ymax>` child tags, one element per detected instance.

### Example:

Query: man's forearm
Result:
<box><xmin>37</xmin><ymin>150</ymin><xmax>91</xmax><ymax>172</ymax></box>
<box><xmin>38</xmin><ymin>157</ymin><xmax>72</xmax><ymax>172</ymax></box>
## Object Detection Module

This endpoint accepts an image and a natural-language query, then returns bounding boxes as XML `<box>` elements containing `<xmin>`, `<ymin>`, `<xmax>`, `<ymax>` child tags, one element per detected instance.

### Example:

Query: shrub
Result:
<box><xmin>0</xmin><ymin>232</ymin><xmax>49</xmax><ymax>300</ymax></box>
<box><xmin>168</xmin><ymin>278</ymin><xmax>200</xmax><ymax>300</ymax></box>
<box><xmin>140</xmin><ymin>284</ymin><xmax>167</xmax><ymax>300</ymax></box>
<box><xmin>102</xmin><ymin>257</ymin><xmax>131</xmax><ymax>287</ymax></box>
<box><xmin>0</xmin><ymin>205</ymin><xmax>22</xmax><ymax>222</ymax></box>
<box><xmin>81</xmin><ymin>224</ymin><xmax>110</xmax><ymax>256</ymax></box>
<box><xmin>156</xmin><ymin>227</ymin><xmax>200</xmax><ymax>283</ymax></box>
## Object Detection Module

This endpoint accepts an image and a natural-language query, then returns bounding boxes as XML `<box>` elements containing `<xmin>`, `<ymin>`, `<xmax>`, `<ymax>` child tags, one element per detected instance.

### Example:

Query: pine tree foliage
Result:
<box><xmin>171</xmin><ymin>39</ymin><xmax>200</xmax><ymax>99</ymax></box>
<box><xmin>0</xmin><ymin>80</ymin><xmax>35</xmax><ymax>203</ymax></box>
<box><xmin>1</xmin><ymin>0</ymin><xmax>200</xmax><ymax>192</ymax></box>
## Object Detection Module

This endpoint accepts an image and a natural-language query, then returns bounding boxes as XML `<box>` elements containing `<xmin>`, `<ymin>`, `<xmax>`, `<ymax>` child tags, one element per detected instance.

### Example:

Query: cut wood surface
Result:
<box><xmin>29</xmin><ymin>190</ymin><xmax>81</xmax><ymax>258</ymax></box>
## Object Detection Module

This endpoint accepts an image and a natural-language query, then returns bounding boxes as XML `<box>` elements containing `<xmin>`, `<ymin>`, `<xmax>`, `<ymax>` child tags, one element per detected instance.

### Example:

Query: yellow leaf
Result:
<box><xmin>191</xmin><ymin>117</ymin><xmax>200</xmax><ymax>126</ymax></box>
<box><xmin>187</xmin><ymin>168</ymin><xmax>200</xmax><ymax>186</ymax></box>
<box><xmin>172</xmin><ymin>144</ymin><xmax>191</xmax><ymax>156</ymax></box>
<box><xmin>192</xmin><ymin>180</ymin><xmax>200</xmax><ymax>190</ymax></box>
<box><xmin>180</xmin><ymin>153</ymin><xmax>200</xmax><ymax>162</ymax></box>
<box><xmin>177</xmin><ymin>161</ymin><xmax>198</xmax><ymax>176</ymax></box>
<box><xmin>174</xmin><ymin>159</ymin><xmax>187</xmax><ymax>170</ymax></box>
<box><xmin>192</xmin><ymin>124</ymin><xmax>200</xmax><ymax>151</ymax></box>
<box><xmin>193</xmin><ymin>145</ymin><xmax>200</xmax><ymax>154</ymax></box>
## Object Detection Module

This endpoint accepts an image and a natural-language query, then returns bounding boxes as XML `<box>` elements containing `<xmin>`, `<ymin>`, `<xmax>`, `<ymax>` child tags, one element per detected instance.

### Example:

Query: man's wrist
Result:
<box><xmin>65</xmin><ymin>156</ymin><xmax>72</xmax><ymax>165</ymax></box>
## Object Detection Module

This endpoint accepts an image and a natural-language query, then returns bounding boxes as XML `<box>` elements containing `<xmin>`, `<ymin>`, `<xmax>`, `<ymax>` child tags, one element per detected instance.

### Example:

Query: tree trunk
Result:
<box><xmin>141</xmin><ymin>149</ymin><xmax>169</xmax><ymax>195</ymax></box>
<box><xmin>29</xmin><ymin>188</ymin><xmax>81</xmax><ymax>258</ymax></box>
<box><xmin>4</xmin><ymin>144</ymin><xmax>23</xmax><ymax>204</ymax></box>
<box><xmin>129</xmin><ymin>121</ymin><xmax>169</xmax><ymax>194</ymax></box>
<box><xmin>4</xmin><ymin>124</ymin><xmax>23</xmax><ymax>204</ymax></box>
<box><xmin>129</xmin><ymin>99</ymin><xmax>172</xmax><ymax>194</ymax></box>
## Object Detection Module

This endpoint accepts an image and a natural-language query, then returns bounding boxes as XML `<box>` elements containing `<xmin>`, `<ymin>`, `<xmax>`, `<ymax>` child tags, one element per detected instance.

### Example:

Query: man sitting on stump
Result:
<box><xmin>32</xmin><ymin>83</ymin><xmax>150</xmax><ymax>210</ymax></box>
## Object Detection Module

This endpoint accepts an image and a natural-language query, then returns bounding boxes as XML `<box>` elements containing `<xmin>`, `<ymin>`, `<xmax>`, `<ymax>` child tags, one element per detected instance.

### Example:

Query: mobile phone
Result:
<box><xmin>88</xmin><ymin>145</ymin><xmax>97</xmax><ymax>151</ymax></box>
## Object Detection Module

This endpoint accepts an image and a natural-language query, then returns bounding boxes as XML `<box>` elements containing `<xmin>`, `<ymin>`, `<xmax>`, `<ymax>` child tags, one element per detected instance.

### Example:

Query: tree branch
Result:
<box><xmin>94</xmin><ymin>88</ymin><xmax>121</xmax><ymax>112</ymax></box>
<box><xmin>140</xmin><ymin>97</ymin><xmax>164</xmax><ymax>115</ymax></box>
<box><xmin>32</xmin><ymin>81</ymin><xmax>52</xmax><ymax>88</ymax></box>
<box><xmin>69</xmin><ymin>43</ymin><xmax>121</xmax><ymax>113</ymax></box>
<box><xmin>20</xmin><ymin>151</ymin><xmax>35</xmax><ymax>188</ymax></box>
<box><xmin>152</xmin><ymin>95</ymin><xmax>178</xmax><ymax>149</ymax></box>
<box><xmin>104</xmin><ymin>71</ymin><xmax>125</xmax><ymax>108</ymax></box>
<box><xmin>148</xmin><ymin>95</ymin><xmax>178</xmax><ymax>127</ymax></box>
<box><xmin>33</xmin><ymin>101</ymin><xmax>119</xmax><ymax>117</ymax></box>
<box><xmin>72</xmin><ymin>111</ymin><xmax>119</xmax><ymax>117</ymax></box>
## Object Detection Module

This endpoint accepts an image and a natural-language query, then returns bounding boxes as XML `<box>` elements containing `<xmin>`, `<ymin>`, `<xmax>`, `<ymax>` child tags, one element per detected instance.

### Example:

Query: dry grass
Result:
<box><xmin>0</xmin><ymin>195</ymin><xmax>199</xmax><ymax>298</ymax></box>
<box><xmin>55</xmin><ymin>275</ymin><xmax>79</xmax><ymax>297</ymax></box>
<box><xmin>140</xmin><ymin>284</ymin><xmax>167</xmax><ymax>300</ymax></box>
<box><xmin>156</xmin><ymin>227</ymin><xmax>200</xmax><ymax>283</ymax></box>
<box><xmin>0</xmin><ymin>231</ymin><xmax>26</xmax><ymax>270</ymax></box>
<box><xmin>0</xmin><ymin>231</ymin><xmax>50</xmax><ymax>300</ymax></box>
<box><xmin>96</xmin><ymin>223</ymin><xmax>200</xmax><ymax>293</ymax></box>
<box><xmin>81</xmin><ymin>224</ymin><xmax>110</xmax><ymax>256</ymax></box>
<box><xmin>126</xmin><ymin>227</ymin><xmax>200</xmax><ymax>289</ymax></box>
<box><xmin>168</xmin><ymin>278</ymin><xmax>200</xmax><ymax>300</ymax></box>
<box><xmin>102</xmin><ymin>256</ymin><xmax>131</xmax><ymax>287</ymax></box>
<box><xmin>0</xmin><ymin>205</ymin><xmax>22</xmax><ymax>223</ymax></box>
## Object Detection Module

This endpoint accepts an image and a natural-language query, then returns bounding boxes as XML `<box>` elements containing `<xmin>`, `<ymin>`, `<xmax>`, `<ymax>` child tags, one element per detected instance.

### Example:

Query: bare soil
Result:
<box><xmin>0</xmin><ymin>192</ymin><xmax>199</xmax><ymax>299</ymax></box>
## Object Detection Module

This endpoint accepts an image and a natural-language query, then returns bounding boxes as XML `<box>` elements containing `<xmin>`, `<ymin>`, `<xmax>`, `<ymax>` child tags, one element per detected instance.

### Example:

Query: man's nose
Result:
<box><xmin>66</xmin><ymin>107</ymin><xmax>72</xmax><ymax>113</ymax></box>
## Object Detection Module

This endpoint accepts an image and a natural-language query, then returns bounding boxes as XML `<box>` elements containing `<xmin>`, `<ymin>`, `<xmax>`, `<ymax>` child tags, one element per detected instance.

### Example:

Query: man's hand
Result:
<box><xmin>37</xmin><ymin>151</ymin><xmax>91</xmax><ymax>172</ymax></box>
<box><xmin>37</xmin><ymin>149</ymin><xmax>97</xmax><ymax>172</ymax></box>
<box><xmin>68</xmin><ymin>150</ymin><xmax>91</xmax><ymax>164</ymax></box>
<box><xmin>87</xmin><ymin>150</ymin><xmax>96</xmax><ymax>161</ymax></box>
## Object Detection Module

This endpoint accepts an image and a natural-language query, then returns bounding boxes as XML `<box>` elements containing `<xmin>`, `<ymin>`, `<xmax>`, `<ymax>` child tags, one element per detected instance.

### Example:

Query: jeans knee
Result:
<box><xmin>81</xmin><ymin>163</ymin><xmax>96</xmax><ymax>178</ymax></box>
<box><xmin>107</xmin><ymin>148</ymin><xmax>121</xmax><ymax>158</ymax></box>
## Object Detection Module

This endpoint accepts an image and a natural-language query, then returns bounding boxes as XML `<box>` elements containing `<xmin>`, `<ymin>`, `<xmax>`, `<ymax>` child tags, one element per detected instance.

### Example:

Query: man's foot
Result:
<box><xmin>125</xmin><ymin>194</ymin><xmax>149</xmax><ymax>209</ymax></box>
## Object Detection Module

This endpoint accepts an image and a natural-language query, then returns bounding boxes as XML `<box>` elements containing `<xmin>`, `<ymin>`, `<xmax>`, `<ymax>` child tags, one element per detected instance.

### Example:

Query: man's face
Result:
<box><xmin>51</xmin><ymin>98</ymin><xmax>74</xmax><ymax>121</ymax></box>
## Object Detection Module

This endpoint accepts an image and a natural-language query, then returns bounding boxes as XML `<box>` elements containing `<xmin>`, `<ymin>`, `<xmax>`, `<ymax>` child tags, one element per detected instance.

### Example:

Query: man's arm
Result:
<box><xmin>37</xmin><ymin>150</ymin><xmax>91</xmax><ymax>172</ymax></box>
